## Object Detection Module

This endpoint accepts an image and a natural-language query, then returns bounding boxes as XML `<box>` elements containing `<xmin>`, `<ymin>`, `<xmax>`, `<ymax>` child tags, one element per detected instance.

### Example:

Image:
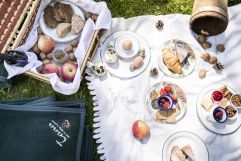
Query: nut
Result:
<box><xmin>231</xmin><ymin>94</ymin><xmax>241</xmax><ymax>107</ymax></box>
<box><xmin>42</xmin><ymin>59</ymin><xmax>50</xmax><ymax>64</ymax></box>
<box><xmin>39</xmin><ymin>52</ymin><xmax>47</xmax><ymax>60</ymax></box>
<box><xmin>201</xmin><ymin>53</ymin><xmax>210</xmax><ymax>61</ymax></box>
<box><xmin>37</xmin><ymin>27</ymin><xmax>43</xmax><ymax>35</ymax></box>
<box><xmin>198</xmin><ymin>35</ymin><xmax>206</xmax><ymax>44</ymax></box>
<box><xmin>216</xmin><ymin>44</ymin><xmax>225</xmax><ymax>52</ymax></box>
<box><xmin>225</xmin><ymin>105</ymin><xmax>237</xmax><ymax>118</ymax></box>
<box><xmin>70</xmin><ymin>39</ymin><xmax>79</xmax><ymax>47</ymax></box>
<box><xmin>199</xmin><ymin>69</ymin><xmax>206</xmax><ymax>78</ymax></box>
<box><xmin>91</xmin><ymin>14</ymin><xmax>98</xmax><ymax>21</ymax></box>
<box><xmin>32</xmin><ymin>44</ymin><xmax>40</xmax><ymax>54</ymax></box>
<box><xmin>209</xmin><ymin>55</ymin><xmax>218</xmax><ymax>64</ymax></box>
<box><xmin>69</xmin><ymin>53</ymin><xmax>76</xmax><ymax>61</ymax></box>
<box><xmin>73</xmin><ymin>47</ymin><xmax>77</xmax><ymax>53</ymax></box>
<box><xmin>202</xmin><ymin>42</ymin><xmax>211</xmax><ymax>49</ymax></box>
<box><xmin>47</xmin><ymin>53</ymin><xmax>53</xmax><ymax>60</ymax></box>
<box><xmin>64</xmin><ymin>45</ymin><xmax>73</xmax><ymax>53</ymax></box>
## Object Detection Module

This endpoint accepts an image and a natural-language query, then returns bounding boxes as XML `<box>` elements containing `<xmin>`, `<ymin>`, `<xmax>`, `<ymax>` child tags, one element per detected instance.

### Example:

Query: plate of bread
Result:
<box><xmin>163</xmin><ymin>131</ymin><xmax>209</xmax><ymax>161</ymax></box>
<box><xmin>158</xmin><ymin>39</ymin><xmax>196</xmax><ymax>78</ymax></box>
<box><xmin>146</xmin><ymin>81</ymin><xmax>188</xmax><ymax>123</ymax></box>
<box><xmin>40</xmin><ymin>1</ymin><xmax>85</xmax><ymax>42</ymax></box>
<box><xmin>197</xmin><ymin>84</ymin><xmax>241</xmax><ymax>134</ymax></box>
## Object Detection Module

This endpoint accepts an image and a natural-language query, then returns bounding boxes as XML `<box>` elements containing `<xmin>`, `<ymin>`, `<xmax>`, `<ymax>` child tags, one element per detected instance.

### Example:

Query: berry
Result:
<box><xmin>163</xmin><ymin>102</ymin><xmax>170</xmax><ymax>108</ymax></box>
<box><xmin>171</xmin><ymin>94</ymin><xmax>178</xmax><ymax>101</ymax></box>
<box><xmin>215</xmin><ymin>111</ymin><xmax>223</xmax><ymax>118</ymax></box>
<box><xmin>160</xmin><ymin>89</ymin><xmax>167</xmax><ymax>95</ymax></box>
<box><xmin>160</xmin><ymin>98</ymin><xmax>166</xmax><ymax>103</ymax></box>
<box><xmin>164</xmin><ymin>86</ymin><xmax>172</xmax><ymax>93</ymax></box>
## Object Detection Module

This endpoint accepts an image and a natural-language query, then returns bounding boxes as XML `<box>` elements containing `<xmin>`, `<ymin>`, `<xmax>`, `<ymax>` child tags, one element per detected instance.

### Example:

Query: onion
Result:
<box><xmin>38</xmin><ymin>35</ymin><xmax>56</xmax><ymax>53</ymax></box>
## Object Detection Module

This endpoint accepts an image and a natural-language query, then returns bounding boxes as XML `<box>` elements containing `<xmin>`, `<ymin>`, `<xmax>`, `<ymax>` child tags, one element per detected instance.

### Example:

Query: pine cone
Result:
<box><xmin>138</xmin><ymin>49</ymin><xmax>145</xmax><ymax>59</ymax></box>
<box><xmin>156</xmin><ymin>20</ymin><xmax>164</xmax><ymax>30</ymax></box>
<box><xmin>150</xmin><ymin>67</ymin><xmax>159</xmax><ymax>77</ymax></box>
<box><xmin>213</xmin><ymin>62</ymin><xmax>224</xmax><ymax>70</ymax></box>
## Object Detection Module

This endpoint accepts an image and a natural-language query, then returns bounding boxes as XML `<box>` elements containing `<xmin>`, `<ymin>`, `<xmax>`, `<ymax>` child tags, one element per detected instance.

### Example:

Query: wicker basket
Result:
<box><xmin>0</xmin><ymin>0</ymin><xmax>100</xmax><ymax>84</ymax></box>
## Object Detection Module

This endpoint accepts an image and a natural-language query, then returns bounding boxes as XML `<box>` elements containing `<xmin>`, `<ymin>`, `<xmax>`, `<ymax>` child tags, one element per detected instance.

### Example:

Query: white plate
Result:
<box><xmin>158</xmin><ymin>39</ymin><xmax>196</xmax><ymax>78</ymax></box>
<box><xmin>100</xmin><ymin>31</ymin><xmax>151</xmax><ymax>78</ymax></box>
<box><xmin>196</xmin><ymin>84</ymin><xmax>241</xmax><ymax>134</ymax></box>
<box><xmin>114</xmin><ymin>34</ymin><xmax>140</xmax><ymax>59</ymax></box>
<box><xmin>163</xmin><ymin>131</ymin><xmax>209</xmax><ymax>161</ymax></box>
<box><xmin>146</xmin><ymin>81</ymin><xmax>188</xmax><ymax>123</ymax></box>
<box><xmin>39</xmin><ymin>1</ymin><xmax>85</xmax><ymax>42</ymax></box>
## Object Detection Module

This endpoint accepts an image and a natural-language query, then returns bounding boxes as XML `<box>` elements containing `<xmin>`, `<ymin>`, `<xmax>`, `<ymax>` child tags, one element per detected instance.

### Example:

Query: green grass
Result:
<box><xmin>1</xmin><ymin>0</ymin><xmax>241</xmax><ymax>161</ymax></box>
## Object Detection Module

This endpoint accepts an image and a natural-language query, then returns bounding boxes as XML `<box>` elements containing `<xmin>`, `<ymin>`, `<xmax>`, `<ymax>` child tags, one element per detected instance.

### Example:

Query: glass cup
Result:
<box><xmin>53</xmin><ymin>50</ymin><xmax>69</xmax><ymax>65</ymax></box>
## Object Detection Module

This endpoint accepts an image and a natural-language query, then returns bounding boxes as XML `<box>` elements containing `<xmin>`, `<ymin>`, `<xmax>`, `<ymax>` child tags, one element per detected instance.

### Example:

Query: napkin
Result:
<box><xmin>0</xmin><ymin>97</ymin><xmax>87</xmax><ymax>161</ymax></box>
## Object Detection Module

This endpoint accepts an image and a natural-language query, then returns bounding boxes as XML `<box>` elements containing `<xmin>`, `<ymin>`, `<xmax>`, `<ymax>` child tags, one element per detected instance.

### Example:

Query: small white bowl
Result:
<box><xmin>225</xmin><ymin>105</ymin><xmax>238</xmax><ymax>120</ymax></box>
<box><xmin>231</xmin><ymin>94</ymin><xmax>241</xmax><ymax>108</ymax></box>
<box><xmin>208</xmin><ymin>106</ymin><xmax>228</xmax><ymax>123</ymax></box>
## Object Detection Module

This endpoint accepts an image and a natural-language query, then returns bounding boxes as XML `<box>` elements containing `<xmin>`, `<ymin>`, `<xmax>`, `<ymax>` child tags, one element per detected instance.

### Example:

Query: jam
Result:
<box><xmin>212</xmin><ymin>91</ymin><xmax>224</xmax><ymax>102</ymax></box>
<box><xmin>213</xmin><ymin>107</ymin><xmax>227</xmax><ymax>123</ymax></box>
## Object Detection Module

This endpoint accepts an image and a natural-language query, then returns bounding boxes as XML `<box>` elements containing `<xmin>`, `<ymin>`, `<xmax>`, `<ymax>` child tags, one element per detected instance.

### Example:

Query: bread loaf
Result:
<box><xmin>56</xmin><ymin>23</ymin><xmax>71</xmax><ymax>38</ymax></box>
<box><xmin>71</xmin><ymin>14</ymin><xmax>85</xmax><ymax>35</ymax></box>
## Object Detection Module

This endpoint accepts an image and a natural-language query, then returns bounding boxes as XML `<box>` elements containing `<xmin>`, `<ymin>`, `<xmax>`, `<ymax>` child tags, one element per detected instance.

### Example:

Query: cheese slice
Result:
<box><xmin>220</xmin><ymin>98</ymin><xmax>227</xmax><ymax>107</ymax></box>
<box><xmin>201</xmin><ymin>96</ymin><xmax>214</xmax><ymax>111</ymax></box>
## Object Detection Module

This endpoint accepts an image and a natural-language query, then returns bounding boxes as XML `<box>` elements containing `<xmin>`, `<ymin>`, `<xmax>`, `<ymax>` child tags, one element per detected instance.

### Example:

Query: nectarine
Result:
<box><xmin>41</xmin><ymin>63</ymin><xmax>59</xmax><ymax>75</ymax></box>
<box><xmin>132</xmin><ymin>120</ymin><xmax>150</xmax><ymax>140</ymax></box>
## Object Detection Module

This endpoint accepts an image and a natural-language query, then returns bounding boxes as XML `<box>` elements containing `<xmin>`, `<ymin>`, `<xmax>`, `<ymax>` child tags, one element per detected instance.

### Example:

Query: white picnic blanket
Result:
<box><xmin>4</xmin><ymin>0</ymin><xmax>111</xmax><ymax>95</ymax></box>
<box><xmin>86</xmin><ymin>4</ymin><xmax>241</xmax><ymax>161</ymax></box>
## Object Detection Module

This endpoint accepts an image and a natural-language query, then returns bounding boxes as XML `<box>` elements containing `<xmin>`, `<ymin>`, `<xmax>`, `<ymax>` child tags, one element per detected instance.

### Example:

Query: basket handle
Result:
<box><xmin>80</xmin><ymin>30</ymin><xmax>101</xmax><ymax>76</ymax></box>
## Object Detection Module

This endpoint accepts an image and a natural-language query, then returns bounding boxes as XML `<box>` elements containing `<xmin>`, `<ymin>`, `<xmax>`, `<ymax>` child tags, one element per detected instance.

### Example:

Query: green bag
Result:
<box><xmin>0</xmin><ymin>61</ymin><xmax>12</xmax><ymax>88</ymax></box>
<box><xmin>0</xmin><ymin>98</ymin><xmax>87</xmax><ymax>161</ymax></box>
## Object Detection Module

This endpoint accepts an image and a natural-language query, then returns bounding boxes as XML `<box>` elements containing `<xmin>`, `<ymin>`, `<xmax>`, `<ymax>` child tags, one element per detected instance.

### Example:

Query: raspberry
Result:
<box><xmin>160</xmin><ymin>98</ymin><xmax>166</xmax><ymax>103</ymax></box>
<box><xmin>160</xmin><ymin>89</ymin><xmax>167</xmax><ymax>95</ymax></box>
<box><xmin>215</xmin><ymin>111</ymin><xmax>223</xmax><ymax>117</ymax></box>
<box><xmin>163</xmin><ymin>102</ymin><xmax>170</xmax><ymax>108</ymax></box>
<box><xmin>164</xmin><ymin>86</ymin><xmax>172</xmax><ymax>93</ymax></box>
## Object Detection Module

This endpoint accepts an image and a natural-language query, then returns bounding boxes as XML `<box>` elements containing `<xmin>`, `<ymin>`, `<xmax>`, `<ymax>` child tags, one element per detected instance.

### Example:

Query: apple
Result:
<box><xmin>61</xmin><ymin>62</ymin><xmax>77</xmax><ymax>81</ymax></box>
<box><xmin>41</xmin><ymin>63</ymin><xmax>59</xmax><ymax>75</ymax></box>
<box><xmin>132</xmin><ymin>120</ymin><xmax>150</xmax><ymax>140</ymax></box>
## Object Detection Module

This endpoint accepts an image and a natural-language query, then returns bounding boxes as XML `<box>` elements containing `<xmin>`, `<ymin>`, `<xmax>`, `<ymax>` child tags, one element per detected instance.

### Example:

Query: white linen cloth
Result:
<box><xmin>4</xmin><ymin>0</ymin><xmax>111</xmax><ymax>95</ymax></box>
<box><xmin>86</xmin><ymin>4</ymin><xmax>241</xmax><ymax>161</ymax></box>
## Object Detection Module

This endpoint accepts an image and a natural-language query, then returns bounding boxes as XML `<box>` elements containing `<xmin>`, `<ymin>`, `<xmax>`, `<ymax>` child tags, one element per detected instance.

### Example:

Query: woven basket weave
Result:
<box><xmin>0</xmin><ymin>0</ymin><xmax>100</xmax><ymax>83</ymax></box>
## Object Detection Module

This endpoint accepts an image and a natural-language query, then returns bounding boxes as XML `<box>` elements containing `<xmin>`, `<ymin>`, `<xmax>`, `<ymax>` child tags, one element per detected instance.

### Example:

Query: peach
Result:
<box><xmin>38</xmin><ymin>35</ymin><xmax>56</xmax><ymax>53</ymax></box>
<box><xmin>132</xmin><ymin>120</ymin><xmax>150</xmax><ymax>140</ymax></box>
<box><xmin>41</xmin><ymin>63</ymin><xmax>59</xmax><ymax>76</ymax></box>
